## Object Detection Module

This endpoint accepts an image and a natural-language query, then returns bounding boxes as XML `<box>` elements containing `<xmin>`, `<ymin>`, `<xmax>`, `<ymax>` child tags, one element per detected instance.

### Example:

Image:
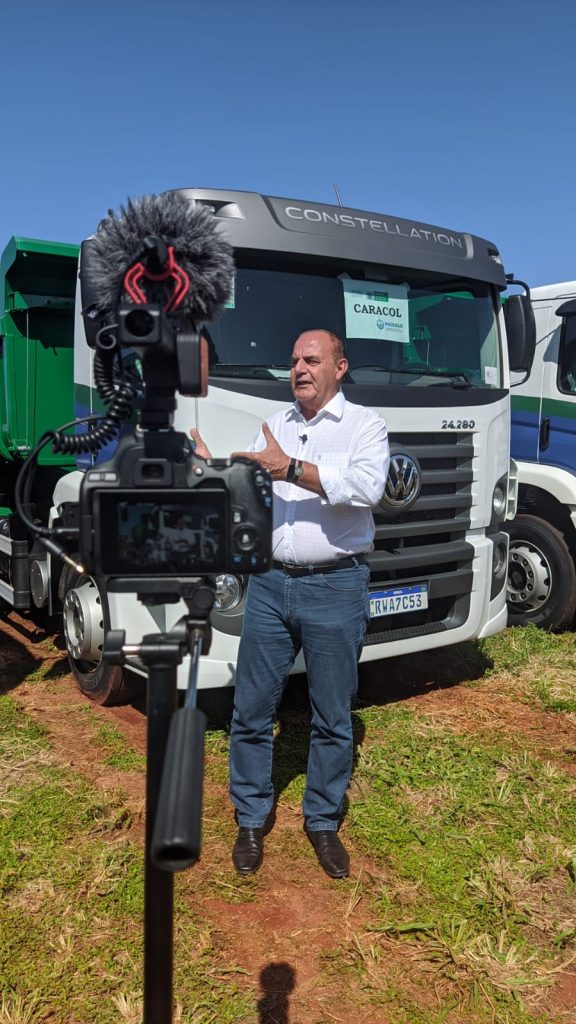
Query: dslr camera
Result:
<box><xmin>79</xmin><ymin>428</ymin><xmax>273</xmax><ymax>584</ymax></box>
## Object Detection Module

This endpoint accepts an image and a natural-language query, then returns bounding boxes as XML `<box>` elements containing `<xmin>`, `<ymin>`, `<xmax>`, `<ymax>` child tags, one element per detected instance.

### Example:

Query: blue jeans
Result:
<box><xmin>229</xmin><ymin>561</ymin><xmax>370</xmax><ymax>831</ymax></box>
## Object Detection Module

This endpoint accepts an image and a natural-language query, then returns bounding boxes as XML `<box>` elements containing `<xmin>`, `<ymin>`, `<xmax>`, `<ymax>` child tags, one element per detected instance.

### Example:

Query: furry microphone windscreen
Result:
<box><xmin>87</xmin><ymin>192</ymin><xmax>235</xmax><ymax>327</ymax></box>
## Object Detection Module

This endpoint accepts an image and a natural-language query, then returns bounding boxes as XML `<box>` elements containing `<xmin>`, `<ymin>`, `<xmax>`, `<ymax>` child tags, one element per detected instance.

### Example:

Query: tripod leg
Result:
<box><xmin>144</xmin><ymin>661</ymin><xmax>178</xmax><ymax>1024</ymax></box>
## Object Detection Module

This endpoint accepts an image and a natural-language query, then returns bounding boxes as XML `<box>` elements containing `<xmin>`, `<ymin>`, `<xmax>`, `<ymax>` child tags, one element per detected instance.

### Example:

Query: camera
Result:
<box><xmin>79</xmin><ymin>431</ymin><xmax>273</xmax><ymax>583</ymax></box>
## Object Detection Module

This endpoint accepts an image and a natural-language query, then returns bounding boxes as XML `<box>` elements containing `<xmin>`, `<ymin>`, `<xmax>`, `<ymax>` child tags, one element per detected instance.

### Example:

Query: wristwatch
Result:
<box><xmin>286</xmin><ymin>458</ymin><xmax>304</xmax><ymax>483</ymax></box>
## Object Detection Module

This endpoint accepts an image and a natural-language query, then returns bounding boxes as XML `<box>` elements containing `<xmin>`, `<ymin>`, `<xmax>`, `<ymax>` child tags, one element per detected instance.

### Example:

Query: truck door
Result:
<box><xmin>510</xmin><ymin>300</ymin><xmax>549</xmax><ymax>463</ymax></box>
<box><xmin>539</xmin><ymin>290</ymin><xmax>576</xmax><ymax>472</ymax></box>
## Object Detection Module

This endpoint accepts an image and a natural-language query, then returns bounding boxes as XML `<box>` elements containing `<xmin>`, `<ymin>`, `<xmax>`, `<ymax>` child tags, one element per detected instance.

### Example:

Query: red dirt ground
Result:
<box><xmin>2</xmin><ymin>610</ymin><xmax>575</xmax><ymax>1023</ymax></box>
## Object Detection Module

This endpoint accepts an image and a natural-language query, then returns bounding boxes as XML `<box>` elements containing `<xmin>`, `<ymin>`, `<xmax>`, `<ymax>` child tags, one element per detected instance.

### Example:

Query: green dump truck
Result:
<box><xmin>0</xmin><ymin>237</ymin><xmax>78</xmax><ymax>610</ymax></box>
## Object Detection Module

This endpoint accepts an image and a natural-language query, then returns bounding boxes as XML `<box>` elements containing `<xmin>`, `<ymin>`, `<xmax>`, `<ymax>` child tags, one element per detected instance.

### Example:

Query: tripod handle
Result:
<box><xmin>150</xmin><ymin>705</ymin><xmax>206</xmax><ymax>872</ymax></box>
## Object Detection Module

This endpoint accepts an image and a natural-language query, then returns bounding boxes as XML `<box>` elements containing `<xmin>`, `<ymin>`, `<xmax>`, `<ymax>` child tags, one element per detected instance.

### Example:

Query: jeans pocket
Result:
<box><xmin>321</xmin><ymin>564</ymin><xmax>369</xmax><ymax>592</ymax></box>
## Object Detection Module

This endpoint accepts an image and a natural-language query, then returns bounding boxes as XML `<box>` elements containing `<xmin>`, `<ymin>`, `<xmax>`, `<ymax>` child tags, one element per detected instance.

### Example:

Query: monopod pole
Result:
<box><xmin>105</xmin><ymin>593</ymin><xmax>211</xmax><ymax>1024</ymax></box>
<box><xmin>143</xmin><ymin>655</ymin><xmax>178</xmax><ymax>1024</ymax></box>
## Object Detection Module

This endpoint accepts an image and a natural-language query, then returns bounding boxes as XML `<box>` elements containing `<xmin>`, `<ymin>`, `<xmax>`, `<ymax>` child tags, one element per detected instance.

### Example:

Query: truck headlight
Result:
<box><xmin>214</xmin><ymin>574</ymin><xmax>243</xmax><ymax>611</ymax></box>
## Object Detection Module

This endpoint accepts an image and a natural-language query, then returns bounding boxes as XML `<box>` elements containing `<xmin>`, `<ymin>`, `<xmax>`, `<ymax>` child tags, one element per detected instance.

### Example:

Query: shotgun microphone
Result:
<box><xmin>79</xmin><ymin>191</ymin><xmax>236</xmax><ymax>402</ymax></box>
<box><xmin>82</xmin><ymin>191</ymin><xmax>235</xmax><ymax>334</ymax></box>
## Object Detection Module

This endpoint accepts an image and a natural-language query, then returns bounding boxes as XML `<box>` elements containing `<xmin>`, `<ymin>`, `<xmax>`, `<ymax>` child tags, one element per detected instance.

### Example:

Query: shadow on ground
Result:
<box><xmin>279</xmin><ymin>639</ymin><xmax>493</xmax><ymax>715</ymax></box>
<box><xmin>0</xmin><ymin>609</ymin><xmax>69</xmax><ymax>695</ymax></box>
<box><xmin>257</xmin><ymin>962</ymin><xmax>296</xmax><ymax>1024</ymax></box>
<box><xmin>243</xmin><ymin>639</ymin><xmax>493</xmax><ymax>808</ymax></box>
<box><xmin>0</xmin><ymin>609</ymin><xmax>148</xmax><ymax>719</ymax></box>
<box><xmin>358</xmin><ymin>639</ymin><xmax>493</xmax><ymax>705</ymax></box>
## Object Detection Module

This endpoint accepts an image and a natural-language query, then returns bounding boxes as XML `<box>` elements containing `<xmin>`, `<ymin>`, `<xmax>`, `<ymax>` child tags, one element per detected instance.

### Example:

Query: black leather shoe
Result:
<box><xmin>305</xmin><ymin>829</ymin><xmax>350</xmax><ymax>878</ymax></box>
<box><xmin>232</xmin><ymin>827</ymin><xmax>264</xmax><ymax>874</ymax></box>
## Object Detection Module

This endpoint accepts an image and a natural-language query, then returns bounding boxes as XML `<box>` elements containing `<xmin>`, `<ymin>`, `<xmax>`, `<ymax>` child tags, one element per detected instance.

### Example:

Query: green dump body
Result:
<box><xmin>0</xmin><ymin>237</ymin><xmax>79</xmax><ymax>517</ymax></box>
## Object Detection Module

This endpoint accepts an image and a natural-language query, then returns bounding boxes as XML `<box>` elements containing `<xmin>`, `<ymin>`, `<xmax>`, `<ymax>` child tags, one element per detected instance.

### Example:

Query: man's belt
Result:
<box><xmin>272</xmin><ymin>554</ymin><xmax>367</xmax><ymax>577</ymax></box>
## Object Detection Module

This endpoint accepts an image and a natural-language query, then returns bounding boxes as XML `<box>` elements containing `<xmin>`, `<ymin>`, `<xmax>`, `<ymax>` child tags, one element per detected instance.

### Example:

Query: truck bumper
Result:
<box><xmin>107</xmin><ymin>533</ymin><xmax>505</xmax><ymax>691</ymax></box>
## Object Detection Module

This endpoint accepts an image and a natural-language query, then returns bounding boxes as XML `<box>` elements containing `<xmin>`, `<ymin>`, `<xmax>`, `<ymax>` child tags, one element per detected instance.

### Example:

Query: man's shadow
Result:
<box><xmin>257</xmin><ymin>962</ymin><xmax>296</xmax><ymax>1024</ymax></box>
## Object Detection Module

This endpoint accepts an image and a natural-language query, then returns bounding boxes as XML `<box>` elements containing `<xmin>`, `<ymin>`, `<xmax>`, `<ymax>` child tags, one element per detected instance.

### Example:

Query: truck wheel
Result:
<box><xmin>61</xmin><ymin>568</ymin><xmax>140</xmax><ymax>705</ymax></box>
<box><xmin>505</xmin><ymin>514</ymin><xmax>576</xmax><ymax>631</ymax></box>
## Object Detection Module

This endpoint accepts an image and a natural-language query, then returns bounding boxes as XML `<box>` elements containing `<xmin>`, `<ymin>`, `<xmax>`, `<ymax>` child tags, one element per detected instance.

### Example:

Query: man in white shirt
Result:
<box><xmin>191</xmin><ymin>329</ymin><xmax>389</xmax><ymax>878</ymax></box>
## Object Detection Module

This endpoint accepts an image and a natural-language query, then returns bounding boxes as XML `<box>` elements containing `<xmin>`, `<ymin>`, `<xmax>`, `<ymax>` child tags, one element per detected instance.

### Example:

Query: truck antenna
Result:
<box><xmin>333</xmin><ymin>184</ymin><xmax>344</xmax><ymax>207</ymax></box>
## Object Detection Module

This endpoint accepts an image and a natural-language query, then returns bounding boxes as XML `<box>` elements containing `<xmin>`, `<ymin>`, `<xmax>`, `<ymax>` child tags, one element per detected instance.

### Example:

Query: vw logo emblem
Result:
<box><xmin>382</xmin><ymin>452</ymin><xmax>421</xmax><ymax>511</ymax></box>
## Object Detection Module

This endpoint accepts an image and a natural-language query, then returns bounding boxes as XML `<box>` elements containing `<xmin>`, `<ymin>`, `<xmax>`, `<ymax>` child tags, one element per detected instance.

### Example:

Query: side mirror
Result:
<box><xmin>504</xmin><ymin>293</ymin><xmax>536</xmax><ymax>375</ymax></box>
<box><xmin>79</xmin><ymin>238</ymin><xmax>102</xmax><ymax>350</ymax></box>
<box><xmin>556</xmin><ymin>299</ymin><xmax>576</xmax><ymax>318</ymax></box>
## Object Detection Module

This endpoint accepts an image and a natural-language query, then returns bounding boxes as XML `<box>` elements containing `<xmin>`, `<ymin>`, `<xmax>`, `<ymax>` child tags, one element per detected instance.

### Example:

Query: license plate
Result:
<box><xmin>369</xmin><ymin>584</ymin><xmax>428</xmax><ymax>618</ymax></box>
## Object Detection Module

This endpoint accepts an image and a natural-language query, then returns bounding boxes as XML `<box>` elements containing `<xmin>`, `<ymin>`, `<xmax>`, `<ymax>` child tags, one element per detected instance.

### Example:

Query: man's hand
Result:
<box><xmin>189</xmin><ymin>428</ymin><xmax>213</xmax><ymax>460</ymax></box>
<box><xmin>231</xmin><ymin>423</ymin><xmax>290</xmax><ymax>481</ymax></box>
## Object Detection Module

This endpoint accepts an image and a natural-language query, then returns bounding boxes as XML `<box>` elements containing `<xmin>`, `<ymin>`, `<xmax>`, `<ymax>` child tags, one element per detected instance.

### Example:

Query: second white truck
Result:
<box><xmin>507</xmin><ymin>280</ymin><xmax>576</xmax><ymax>630</ymax></box>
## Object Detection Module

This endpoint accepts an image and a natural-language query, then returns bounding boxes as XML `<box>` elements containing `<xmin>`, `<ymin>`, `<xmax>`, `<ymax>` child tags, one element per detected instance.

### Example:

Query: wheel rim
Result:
<box><xmin>507</xmin><ymin>540</ymin><xmax>552</xmax><ymax>613</ymax></box>
<box><xmin>63</xmin><ymin>575</ymin><xmax>105</xmax><ymax>665</ymax></box>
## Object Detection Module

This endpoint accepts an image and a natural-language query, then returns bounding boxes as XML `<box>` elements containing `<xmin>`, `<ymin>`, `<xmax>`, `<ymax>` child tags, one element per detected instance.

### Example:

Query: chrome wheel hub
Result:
<box><xmin>508</xmin><ymin>541</ymin><xmax>551</xmax><ymax>611</ymax></box>
<box><xmin>63</xmin><ymin>576</ymin><xmax>104</xmax><ymax>662</ymax></box>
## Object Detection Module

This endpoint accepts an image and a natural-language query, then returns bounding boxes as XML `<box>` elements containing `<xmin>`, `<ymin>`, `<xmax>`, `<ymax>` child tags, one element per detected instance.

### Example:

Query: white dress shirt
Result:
<box><xmin>248</xmin><ymin>391</ymin><xmax>390</xmax><ymax>564</ymax></box>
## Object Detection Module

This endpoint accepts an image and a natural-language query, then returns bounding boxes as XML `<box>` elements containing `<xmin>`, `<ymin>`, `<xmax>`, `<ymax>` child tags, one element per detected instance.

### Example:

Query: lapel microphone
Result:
<box><xmin>300</xmin><ymin>434</ymin><xmax>308</xmax><ymax>444</ymax></box>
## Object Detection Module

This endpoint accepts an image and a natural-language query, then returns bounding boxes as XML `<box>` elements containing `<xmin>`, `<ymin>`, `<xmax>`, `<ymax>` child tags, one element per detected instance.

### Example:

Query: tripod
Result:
<box><xmin>104</xmin><ymin>578</ymin><xmax>215</xmax><ymax>1024</ymax></box>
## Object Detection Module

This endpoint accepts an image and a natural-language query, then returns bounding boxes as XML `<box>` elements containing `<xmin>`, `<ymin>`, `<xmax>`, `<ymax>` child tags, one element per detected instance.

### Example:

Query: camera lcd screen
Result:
<box><xmin>97</xmin><ymin>489</ymin><xmax>228</xmax><ymax>576</ymax></box>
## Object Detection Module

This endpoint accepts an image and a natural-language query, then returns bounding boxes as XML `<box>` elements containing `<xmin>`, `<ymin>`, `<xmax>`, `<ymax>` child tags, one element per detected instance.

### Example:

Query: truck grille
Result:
<box><xmin>366</xmin><ymin>431</ymin><xmax>475</xmax><ymax>643</ymax></box>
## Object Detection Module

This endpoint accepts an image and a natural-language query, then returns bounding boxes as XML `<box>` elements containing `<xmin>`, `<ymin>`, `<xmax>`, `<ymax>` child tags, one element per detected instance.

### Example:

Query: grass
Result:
<box><xmin>479</xmin><ymin>624</ymin><xmax>576</xmax><ymax>715</ymax></box>
<box><xmin>329</xmin><ymin>627</ymin><xmax>576</xmax><ymax>1021</ymax></box>
<box><xmin>92</xmin><ymin>720</ymin><xmax>147</xmax><ymax>771</ymax></box>
<box><xmin>1</xmin><ymin>622</ymin><xmax>576</xmax><ymax>1022</ymax></box>
<box><xmin>0</xmin><ymin>691</ymin><xmax>254</xmax><ymax>1024</ymax></box>
<box><xmin>480</xmin><ymin>623</ymin><xmax>569</xmax><ymax>673</ymax></box>
<box><xmin>532</xmin><ymin>678</ymin><xmax>576</xmax><ymax>715</ymax></box>
<box><xmin>346</xmin><ymin>713</ymin><xmax>576</xmax><ymax>1013</ymax></box>
<box><xmin>252</xmin><ymin>625</ymin><xmax>576</xmax><ymax>1022</ymax></box>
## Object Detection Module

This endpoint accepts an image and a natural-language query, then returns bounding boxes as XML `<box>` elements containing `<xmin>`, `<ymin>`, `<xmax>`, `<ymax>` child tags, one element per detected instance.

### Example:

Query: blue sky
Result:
<box><xmin>1</xmin><ymin>0</ymin><xmax>574</xmax><ymax>286</ymax></box>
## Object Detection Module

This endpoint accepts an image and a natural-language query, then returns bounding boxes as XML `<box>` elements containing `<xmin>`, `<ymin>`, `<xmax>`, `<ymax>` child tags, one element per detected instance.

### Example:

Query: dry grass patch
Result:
<box><xmin>0</xmin><ymin>737</ymin><xmax>55</xmax><ymax>809</ymax></box>
<box><xmin>467</xmin><ymin>854</ymin><xmax>576</xmax><ymax>940</ymax></box>
<box><xmin>0</xmin><ymin>993</ymin><xmax>46</xmax><ymax>1024</ymax></box>
<box><xmin>6</xmin><ymin>877</ymin><xmax>56</xmax><ymax>914</ymax></box>
<box><xmin>398</xmin><ymin>780</ymin><xmax>458</xmax><ymax>817</ymax></box>
<box><xmin>112</xmin><ymin>993</ymin><xmax>186</xmax><ymax>1023</ymax></box>
<box><xmin>344</xmin><ymin>922</ymin><xmax>576</xmax><ymax>1022</ymax></box>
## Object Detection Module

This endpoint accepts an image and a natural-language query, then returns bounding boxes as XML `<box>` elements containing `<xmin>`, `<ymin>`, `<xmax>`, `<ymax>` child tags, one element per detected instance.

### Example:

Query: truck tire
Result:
<box><xmin>61</xmin><ymin>567</ymin><xmax>141</xmax><ymax>705</ymax></box>
<box><xmin>505</xmin><ymin>514</ymin><xmax>576</xmax><ymax>631</ymax></box>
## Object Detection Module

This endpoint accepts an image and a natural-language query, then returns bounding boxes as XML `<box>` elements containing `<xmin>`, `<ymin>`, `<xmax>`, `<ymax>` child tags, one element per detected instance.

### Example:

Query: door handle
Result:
<box><xmin>539</xmin><ymin>416</ymin><xmax>550</xmax><ymax>452</ymax></box>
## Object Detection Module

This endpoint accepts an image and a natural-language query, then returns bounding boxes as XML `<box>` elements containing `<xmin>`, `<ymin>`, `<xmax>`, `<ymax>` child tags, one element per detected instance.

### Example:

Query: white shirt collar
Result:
<box><xmin>289</xmin><ymin>390</ymin><xmax>345</xmax><ymax>424</ymax></box>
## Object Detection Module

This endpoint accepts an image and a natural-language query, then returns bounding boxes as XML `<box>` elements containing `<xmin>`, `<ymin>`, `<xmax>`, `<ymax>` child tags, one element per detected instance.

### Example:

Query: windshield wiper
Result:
<box><xmin>349</xmin><ymin>365</ymin><xmax>472</xmax><ymax>388</ymax></box>
<box><xmin>209</xmin><ymin>363</ymin><xmax>290</xmax><ymax>378</ymax></box>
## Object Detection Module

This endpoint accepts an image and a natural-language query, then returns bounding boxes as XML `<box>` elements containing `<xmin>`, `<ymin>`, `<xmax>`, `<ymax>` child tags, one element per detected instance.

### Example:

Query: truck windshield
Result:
<box><xmin>206</xmin><ymin>268</ymin><xmax>501</xmax><ymax>388</ymax></box>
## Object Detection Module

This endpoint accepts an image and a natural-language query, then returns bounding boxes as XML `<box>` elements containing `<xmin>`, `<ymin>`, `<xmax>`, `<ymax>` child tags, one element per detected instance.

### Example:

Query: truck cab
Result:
<box><xmin>58</xmin><ymin>190</ymin><xmax>534</xmax><ymax>703</ymax></box>
<box><xmin>0</xmin><ymin>194</ymin><xmax>535</xmax><ymax>706</ymax></box>
<box><xmin>507</xmin><ymin>281</ymin><xmax>576</xmax><ymax>629</ymax></box>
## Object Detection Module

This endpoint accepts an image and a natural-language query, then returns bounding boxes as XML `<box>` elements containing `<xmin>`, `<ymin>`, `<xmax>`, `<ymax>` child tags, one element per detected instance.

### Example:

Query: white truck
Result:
<box><xmin>1</xmin><ymin>189</ymin><xmax>535</xmax><ymax>705</ymax></box>
<box><xmin>507</xmin><ymin>280</ymin><xmax>576</xmax><ymax>630</ymax></box>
